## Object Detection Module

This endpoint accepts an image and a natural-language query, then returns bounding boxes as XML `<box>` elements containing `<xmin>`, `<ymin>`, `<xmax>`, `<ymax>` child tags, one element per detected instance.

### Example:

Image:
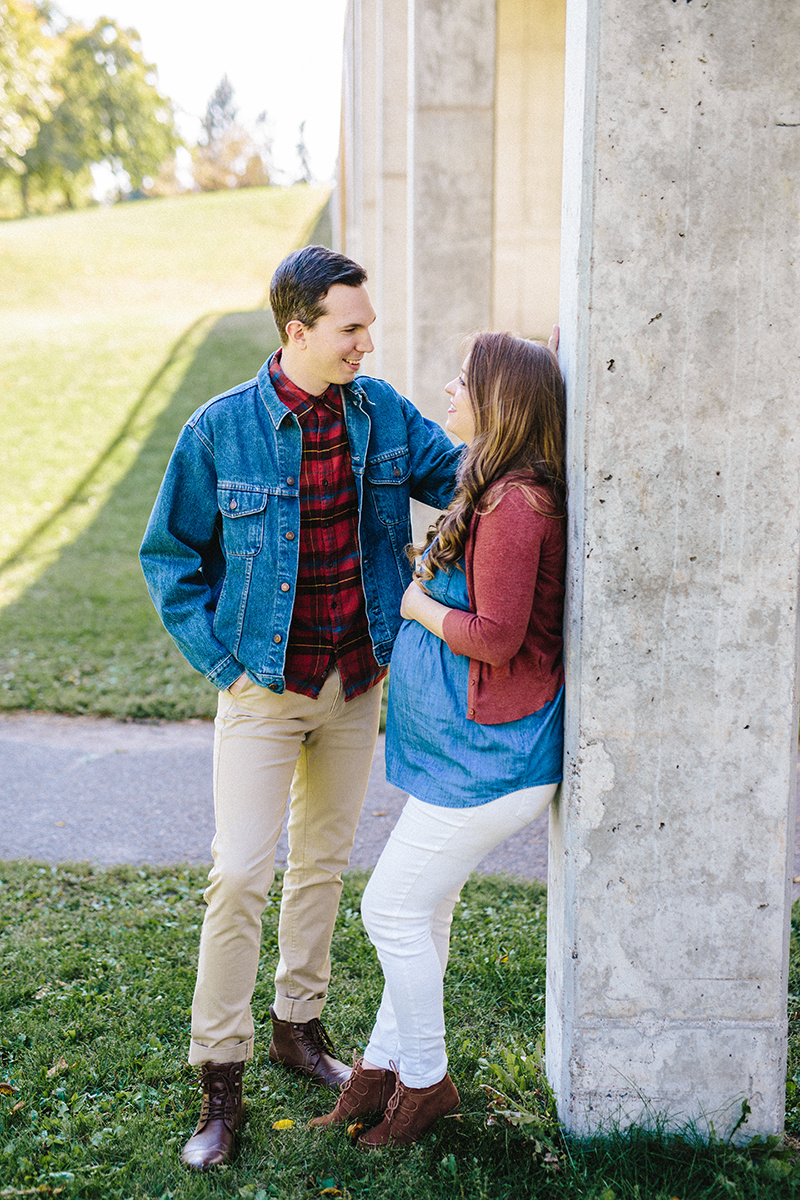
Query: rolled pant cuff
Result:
<box><xmin>272</xmin><ymin>995</ymin><xmax>326</xmax><ymax>1023</ymax></box>
<box><xmin>188</xmin><ymin>1036</ymin><xmax>254</xmax><ymax>1066</ymax></box>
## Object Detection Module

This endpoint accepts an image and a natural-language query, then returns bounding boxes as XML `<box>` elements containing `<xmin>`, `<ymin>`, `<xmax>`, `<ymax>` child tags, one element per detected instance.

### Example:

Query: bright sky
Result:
<box><xmin>61</xmin><ymin>0</ymin><xmax>349</xmax><ymax>183</ymax></box>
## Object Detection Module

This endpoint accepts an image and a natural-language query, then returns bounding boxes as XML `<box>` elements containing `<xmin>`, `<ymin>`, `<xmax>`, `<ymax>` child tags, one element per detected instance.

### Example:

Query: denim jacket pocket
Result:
<box><xmin>217</xmin><ymin>485</ymin><xmax>269</xmax><ymax>557</ymax></box>
<box><xmin>366</xmin><ymin>449</ymin><xmax>411</xmax><ymax>526</ymax></box>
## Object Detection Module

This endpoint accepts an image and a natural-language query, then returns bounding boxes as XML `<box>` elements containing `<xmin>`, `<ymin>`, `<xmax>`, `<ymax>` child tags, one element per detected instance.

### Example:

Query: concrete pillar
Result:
<box><xmin>336</xmin><ymin>3</ymin><xmax>356</xmax><ymax>259</ymax></box>
<box><xmin>547</xmin><ymin>0</ymin><xmax>800</xmax><ymax>1140</ymax></box>
<box><xmin>373</xmin><ymin>0</ymin><xmax>409</xmax><ymax>393</ymax></box>
<box><xmin>337</xmin><ymin>0</ymin><xmax>407</xmax><ymax>390</ymax></box>
<box><xmin>338</xmin><ymin>0</ymin><xmax>378</xmax><ymax>281</ymax></box>
<box><xmin>493</xmin><ymin>0</ymin><xmax>565</xmax><ymax>339</ymax></box>
<box><xmin>407</xmin><ymin>0</ymin><xmax>496</xmax><ymax>425</ymax></box>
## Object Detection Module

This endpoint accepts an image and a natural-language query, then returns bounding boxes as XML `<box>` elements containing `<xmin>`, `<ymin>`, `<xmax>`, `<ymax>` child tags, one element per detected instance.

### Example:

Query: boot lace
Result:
<box><xmin>296</xmin><ymin>1017</ymin><xmax>338</xmax><ymax>1065</ymax></box>
<box><xmin>198</xmin><ymin>1062</ymin><xmax>243</xmax><ymax>1131</ymax></box>
<box><xmin>382</xmin><ymin>1061</ymin><xmax>405</xmax><ymax>1129</ymax></box>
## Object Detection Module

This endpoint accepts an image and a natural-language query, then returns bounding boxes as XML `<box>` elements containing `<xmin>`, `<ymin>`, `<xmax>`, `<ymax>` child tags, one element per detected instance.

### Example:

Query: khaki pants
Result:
<box><xmin>188</xmin><ymin>670</ymin><xmax>382</xmax><ymax>1066</ymax></box>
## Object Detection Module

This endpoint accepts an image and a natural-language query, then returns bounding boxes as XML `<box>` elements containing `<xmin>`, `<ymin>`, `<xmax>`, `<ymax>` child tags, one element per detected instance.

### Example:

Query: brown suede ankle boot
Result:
<box><xmin>309</xmin><ymin>1059</ymin><xmax>397</xmax><ymax>1129</ymax></box>
<box><xmin>180</xmin><ymin>1060</ymin><xmax>244</xmax><ymax>1170</ymax></box>
<box><xmin>269</xmin><ymin>1005</ymin><xmax>351</xmax><ymax>1089</ymax></box>
<box><xmin>357</xmin><ymin>1071</ymin><xmax>459</xmax><ymax>1148</ymax></box>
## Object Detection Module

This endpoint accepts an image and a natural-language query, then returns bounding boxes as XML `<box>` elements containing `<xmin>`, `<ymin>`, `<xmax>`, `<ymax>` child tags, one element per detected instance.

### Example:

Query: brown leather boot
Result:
<box><xmin>357</xmin><ymin>1071</ymin><xmax>459</xmax><ymax>1148</ymax></box>
<box><xmin>180</xmin><ymin>1060</ymin><xmax>244</xmax><ymax>1170</ymax></box>
<box><xmin>268</xmin><ymin>1005</ymin><xmax>351</xmax><ymax>1089</ymax></box>
<box><xmin>309</xmin><ymin>1058</ymin><xmax>397</xmax><ymax>1129</ymax></box>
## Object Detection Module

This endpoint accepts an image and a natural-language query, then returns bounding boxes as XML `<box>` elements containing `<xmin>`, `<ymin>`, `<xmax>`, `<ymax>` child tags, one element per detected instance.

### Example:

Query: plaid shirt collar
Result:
<box><xmin>269</xmin><ymin>349</ymin><xmax>342</xmax><ymax>416</ymax></box>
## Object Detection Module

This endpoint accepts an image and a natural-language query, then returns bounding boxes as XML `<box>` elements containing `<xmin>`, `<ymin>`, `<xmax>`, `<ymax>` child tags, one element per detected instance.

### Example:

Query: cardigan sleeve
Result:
<box><xmin>441</xmin><ymin>488</ymin><xmax>552</xmax><ymax>667</ymax></box>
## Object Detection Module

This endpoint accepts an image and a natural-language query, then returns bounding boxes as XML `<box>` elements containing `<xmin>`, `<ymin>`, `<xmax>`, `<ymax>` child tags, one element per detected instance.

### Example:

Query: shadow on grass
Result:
<box><xmin>0</xmin><ymin>196</ymin><xmax>334</xmax><ymax>719</ymax></box>
<box><xmin>0</xmin><ymin>314</ymin><xmax>215</xmax><ymax>580</ymax></box>
<box><xmin>0</xmin><ymin>310</ymin><xmax>280</xmax><ymax>719</ymax></box>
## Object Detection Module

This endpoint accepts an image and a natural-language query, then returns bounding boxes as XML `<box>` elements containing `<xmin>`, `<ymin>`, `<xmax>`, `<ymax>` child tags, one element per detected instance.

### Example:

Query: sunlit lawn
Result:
<box><xmin>0</xmin><ymin>185</ymin><xmax>330</xmax><ymax>718</ymax></box>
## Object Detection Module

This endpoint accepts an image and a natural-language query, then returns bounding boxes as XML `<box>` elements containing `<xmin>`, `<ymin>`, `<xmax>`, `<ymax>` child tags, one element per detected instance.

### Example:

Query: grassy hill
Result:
<box><xmin>0</xmin><ymin>185</ymin><xmax>331</xmax><ymax>719</ymax></box>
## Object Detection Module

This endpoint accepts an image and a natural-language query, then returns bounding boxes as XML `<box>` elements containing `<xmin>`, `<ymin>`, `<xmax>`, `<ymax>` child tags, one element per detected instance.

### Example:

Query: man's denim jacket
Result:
<box><xmin>139</xmin><ymin>360</ymin><xmax>461</xmax><ymax>693</ymax></box>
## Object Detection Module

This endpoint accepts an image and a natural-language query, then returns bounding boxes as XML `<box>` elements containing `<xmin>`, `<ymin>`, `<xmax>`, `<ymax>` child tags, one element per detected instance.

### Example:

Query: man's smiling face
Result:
<box><xmin>285</xmin><ymin>282</ymin><xmax>376</xmax><ymax>396</ymax></box>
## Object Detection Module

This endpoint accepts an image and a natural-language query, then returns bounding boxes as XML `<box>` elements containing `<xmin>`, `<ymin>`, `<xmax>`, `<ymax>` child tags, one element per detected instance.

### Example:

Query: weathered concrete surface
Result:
<box><xmin>548</xmin><ymin>0</ymin><xmax>800</xmax><ymax>1140</ymax></box>
<box><xmin>344</xmin><ymin>0</ymin><xmax>409</xmax><ymax>393</ymax></box>
<box><xmin>339</xmin><ymin>0</ymin><xmax>566</xmax><ymax>403</ymax></box>
<box><xmin>407</xmin><ymin>0</ymin><xmax>496</xmax><ymax>423</ymax></box>
<box><xmin>339</xmin><ymin>0</ymin><xmax>496</xmax><ymax>424</ymax></box>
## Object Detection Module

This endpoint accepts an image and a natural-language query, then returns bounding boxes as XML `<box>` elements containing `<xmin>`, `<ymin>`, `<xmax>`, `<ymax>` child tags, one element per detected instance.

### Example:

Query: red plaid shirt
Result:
<box><xmin>269</xmin><ymin>351</ymin><xmax>386</xmax><ymax>700</ymax></box>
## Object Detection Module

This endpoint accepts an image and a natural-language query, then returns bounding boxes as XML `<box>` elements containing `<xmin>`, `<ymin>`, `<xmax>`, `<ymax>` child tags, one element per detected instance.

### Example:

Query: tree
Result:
<box><xmin>200</xmin><ymin>73</ymin><xmax>237</xmax><ymax>145</ymax></box>
<box><xmin>295</xmin><ymin>120</ymin><xmax>311</xmax><ymax>184</ymax></box>
<box><xmin>192</xmin><ymin>78</ymin><xmax>271</xmax><ymax>192</ymax></box>
<box><xmin>21</xmin><ymin>18</ymin><xmax>180</xmax><ymax>210</ymax></box>
<box><xmin>0</xmin><ymin>0</ymin><xmax>59</xmax><ymax>183</ymax></box>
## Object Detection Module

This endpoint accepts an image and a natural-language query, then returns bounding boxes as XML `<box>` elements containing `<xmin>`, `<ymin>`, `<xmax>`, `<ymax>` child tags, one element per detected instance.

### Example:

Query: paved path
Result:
<box><xmin>3</xmin><ymin>713</ymin><xmax>799</xmax><ymax>899</ymax></box>
<box><xmin>0</xmin><ymin>712</ymin><xmax>548</xmax><ymax>880</ymax></box>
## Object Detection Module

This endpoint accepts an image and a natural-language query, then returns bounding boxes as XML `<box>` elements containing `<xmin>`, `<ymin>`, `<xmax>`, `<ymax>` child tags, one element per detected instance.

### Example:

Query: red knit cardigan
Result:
<box><xmin>440</xmin><ymin>482</ymin><xmax>565</xmax><ymax>725</ymax></box>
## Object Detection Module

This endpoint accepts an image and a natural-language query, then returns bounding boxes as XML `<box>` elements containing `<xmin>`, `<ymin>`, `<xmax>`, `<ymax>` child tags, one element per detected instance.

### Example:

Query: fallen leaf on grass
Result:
<box><xmin>320</xmin><ymin>1190</ymin><xmax>341</xmax><ymax>1197</ymax></box>
<box><xmin>0</xmin><ymin>1188</ymin><xmax>64</xmax><ymax>1196</ymax></box>
<box><xmin>271</xmin><ymin>1118</ymin><xmax>295</xmax><ymax>1131</ymax></box>
<box><xmin>46</xmin><ymin>1056</ymin><xmax>69</xmax><ymax>1078</ymax></box>
<box><xmin>0</xmin><ymin>1082</ymin><xmax>18</xmax><ymax>1095</ymax></box>
<box><xmin>346</xmin><ymin>1120</ymin><xmax>364</xmax><ymax>1138</ymax></box>
<box><xmin>10</xmin><ymin>1100</ymin><xmax>24</xmax><ymax>1114</ymax></box>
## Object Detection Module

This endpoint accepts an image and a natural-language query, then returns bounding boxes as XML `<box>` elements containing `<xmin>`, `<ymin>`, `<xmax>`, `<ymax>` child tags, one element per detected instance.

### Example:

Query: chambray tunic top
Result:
<box><xmin>385</xmin><ymin>555</ymin><xmax>564</xmax><ymax>809</ymax></box>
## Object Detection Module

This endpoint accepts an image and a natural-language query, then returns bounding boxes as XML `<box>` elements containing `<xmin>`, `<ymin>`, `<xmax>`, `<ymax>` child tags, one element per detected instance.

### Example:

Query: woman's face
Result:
<box><xmin>444</xmin><ymin>357</ymin><xmax>476</xmax><ymax>444</ymax></box>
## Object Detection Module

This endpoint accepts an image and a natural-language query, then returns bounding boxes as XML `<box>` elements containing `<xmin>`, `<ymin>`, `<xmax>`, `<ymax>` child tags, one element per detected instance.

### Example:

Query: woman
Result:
<box><xmin>311</xmin><ymin>330</ymin><xmax>566</xmax><ymax>1147</ymax></box>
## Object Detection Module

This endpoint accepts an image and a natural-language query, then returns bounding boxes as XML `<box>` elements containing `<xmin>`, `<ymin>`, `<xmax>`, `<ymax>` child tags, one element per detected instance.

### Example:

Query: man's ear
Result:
<box><xmin>285</xmin><ymin>319</ymin><xmax>308</xmax><ymax>349</ymax></box>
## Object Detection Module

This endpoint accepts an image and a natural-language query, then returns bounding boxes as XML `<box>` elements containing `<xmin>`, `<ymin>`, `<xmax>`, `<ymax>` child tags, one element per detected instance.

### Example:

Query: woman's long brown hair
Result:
<box><xmin>414</xmin><ymin>331</ymin><xmax>566</xmax><ymax>579</ymax></box>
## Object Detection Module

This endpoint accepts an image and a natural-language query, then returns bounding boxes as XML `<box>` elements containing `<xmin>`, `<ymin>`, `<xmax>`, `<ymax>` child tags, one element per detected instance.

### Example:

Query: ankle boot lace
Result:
<box><xmin>198</xmin><ymin>1062</ymin><xmax>243</xmax><ymax>1131</ymax></box>
<box><xmin>382</xmin><ymin>1062</ymin><xmax>404</xmax><ymax>1129</ymax></box>
<box><xmin>296</xmin><ymin>1017</ymin><xmax>338</xmax><ymax>1065</ymax></box>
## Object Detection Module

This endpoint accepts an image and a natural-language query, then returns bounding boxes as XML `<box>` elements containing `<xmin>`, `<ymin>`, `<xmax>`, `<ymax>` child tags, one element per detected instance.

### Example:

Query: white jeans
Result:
<box><xmin>360</xmin><ymin>782</ymin><xmax>557</xmax><ymax>1088</ymax></box>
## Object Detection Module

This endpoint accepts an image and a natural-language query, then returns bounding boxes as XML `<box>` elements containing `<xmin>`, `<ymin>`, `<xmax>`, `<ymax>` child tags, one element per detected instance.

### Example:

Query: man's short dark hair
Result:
<box><xmin>270</xmin><ymin>245</ymin><xmax>368</xmax><ymax>344</ymax></box>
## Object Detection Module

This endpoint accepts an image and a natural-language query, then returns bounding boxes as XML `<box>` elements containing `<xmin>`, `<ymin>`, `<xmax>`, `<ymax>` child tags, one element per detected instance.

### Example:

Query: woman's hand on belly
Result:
<box><xmin>401</xmin><ymin>579</ymin><xmax>451</xmax><ymax>641</ymax></box>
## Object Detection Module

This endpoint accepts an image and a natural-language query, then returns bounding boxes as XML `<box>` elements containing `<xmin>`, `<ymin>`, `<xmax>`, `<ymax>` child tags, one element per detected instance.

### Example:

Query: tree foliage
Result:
<box><xmin>1</xmin><ymin>8</ymin><xmax>179</xmax><ymax>212</ymax></box>
<box><xmin>0</xmin><ymin>0</ymin><xmax>59</xmax><ymax>173</ymax></box>
<box><xmin>192</xmin><ymin>76</ymin><xmax>271</xmax><ymax>192</ymax></box>
<box><xmin>296</xmin><ymin>120</ymin><xmax>312</xmax><ymax>184</ymax></box>
<box><xmin>200</xmin><ymin>73</ymin><xmax>237</xmax><ymax>146</ymax></box>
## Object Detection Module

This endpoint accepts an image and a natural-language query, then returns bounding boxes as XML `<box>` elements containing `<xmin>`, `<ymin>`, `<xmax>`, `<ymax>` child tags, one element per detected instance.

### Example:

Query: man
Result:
<box><xmin>139</xmin><ymin>245</ymin><xmax>461</xmax><ymax>1169</ymax></box>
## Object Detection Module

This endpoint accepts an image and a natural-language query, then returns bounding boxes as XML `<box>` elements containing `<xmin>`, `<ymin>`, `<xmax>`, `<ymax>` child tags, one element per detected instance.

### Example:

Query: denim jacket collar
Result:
<box><xmin>256</xmin><ymin>356</ymin><xmax>371</xmax><ymax>430</ymax></box>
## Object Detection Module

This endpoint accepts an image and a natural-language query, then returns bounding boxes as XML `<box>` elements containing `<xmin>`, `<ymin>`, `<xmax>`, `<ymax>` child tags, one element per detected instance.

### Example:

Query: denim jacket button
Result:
<box><xmin>273</xmin><ymin>633</ymin><xmax>282</xmax><ymax>644</ymax></box>
<box><xmin>286</xmin><ymin>476</ymin><xmax>295</xmax><ymax>486</ymax></box>
<box><xmin>285</xmin><ymin>531</ymin><xmax>295</xmax><ymax>541</ymax></box>
<box><xmin>269</xmin><ymin>682</ymin><xmax>280</xmax><ymax>692</ymax></box>
<box><xmin>280</xmin><ymin>582</ymin><xmax>290</xmax><ymax>592</ymax></box>
<box><xmin>228</xmin><ymin>499</ymin><xmax>237</xmax><ymax>510</ymax></box>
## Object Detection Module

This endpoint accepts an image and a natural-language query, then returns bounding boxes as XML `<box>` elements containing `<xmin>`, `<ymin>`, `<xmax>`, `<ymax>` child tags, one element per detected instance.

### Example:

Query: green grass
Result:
<box><xmin>0</xmin><ymin>862</ymin><xmax>799</xmax><ymax>1199</ymax></box>
<box><xmin>0</xmin><ymin>185</ymin><xmax>331</xmax><ymax>719</ymax></box>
